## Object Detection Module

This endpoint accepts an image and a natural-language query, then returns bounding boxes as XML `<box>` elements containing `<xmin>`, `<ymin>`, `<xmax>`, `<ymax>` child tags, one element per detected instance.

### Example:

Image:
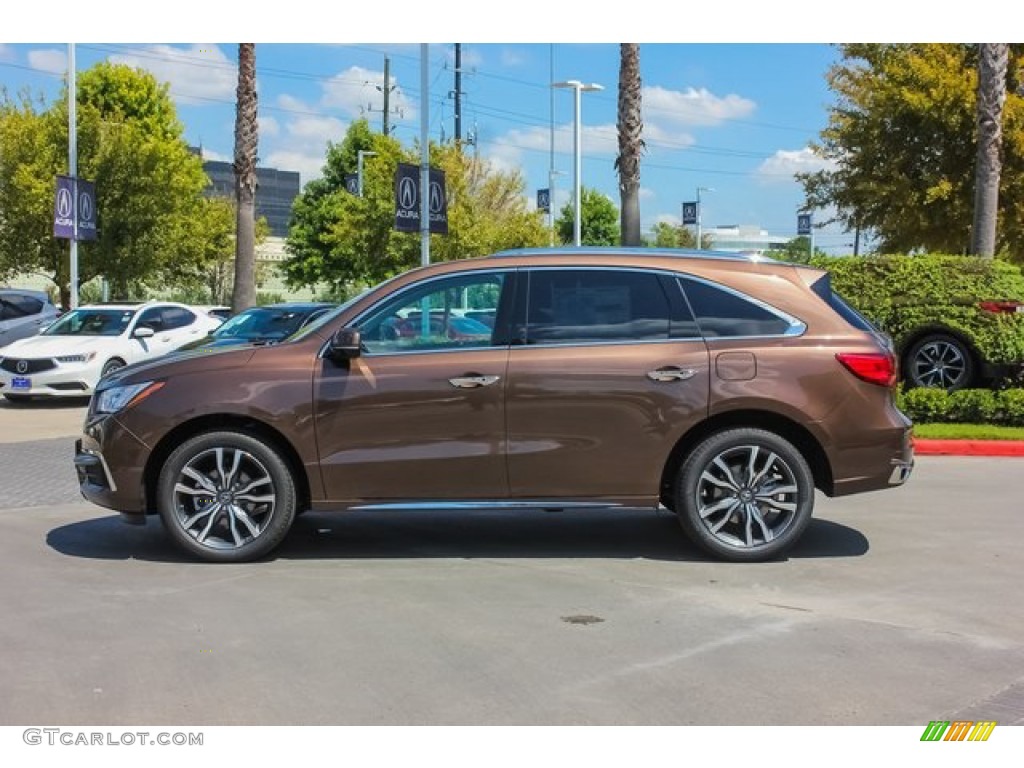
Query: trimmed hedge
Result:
<box><xmin>896</xmin><ymin>387</ymin><xmax>1024</xmax><ymax>426</ymax></box>
<box><xmin>808</xmin><ymin>254</ymin><xmax>1024</xmax><ymax>370</ymax></box>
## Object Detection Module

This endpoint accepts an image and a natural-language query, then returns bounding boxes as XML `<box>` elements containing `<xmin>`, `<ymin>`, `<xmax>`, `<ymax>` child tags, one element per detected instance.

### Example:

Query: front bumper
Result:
<box><xmin>75</xmin><ymin>416</ymin><xmax>151</xmax><ymax>517</ymax></box>
<box><xmin>0</xmin><ymin>362</ymin><xmax>101</xmax><ymax>397</ymax></box>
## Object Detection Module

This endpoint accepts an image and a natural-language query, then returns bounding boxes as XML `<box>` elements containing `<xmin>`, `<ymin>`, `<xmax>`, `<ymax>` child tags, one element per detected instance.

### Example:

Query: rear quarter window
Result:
<box><xmin>810</xmin><ymin>274</ymin><xmax>878</xmax><ymax>332</ymax></box>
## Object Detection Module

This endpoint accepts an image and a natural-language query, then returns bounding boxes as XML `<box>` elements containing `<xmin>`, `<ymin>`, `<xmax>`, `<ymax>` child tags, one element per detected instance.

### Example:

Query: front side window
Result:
<box><xmin>357</xmin><ymin>272</ymin><xmax>507</xmax><ymax>355</ymax></box>
<box><xmin>522</xmin><ymin>269</ymin><xmax>673</xmax><ymax>345</ymax></box>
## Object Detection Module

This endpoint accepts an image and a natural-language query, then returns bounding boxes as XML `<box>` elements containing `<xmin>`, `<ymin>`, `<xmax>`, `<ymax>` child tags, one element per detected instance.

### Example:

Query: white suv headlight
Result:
<box><xmin>94</xmin><ymin>381</ymin><xmax>164</xmax><ymax>415</ymax></box>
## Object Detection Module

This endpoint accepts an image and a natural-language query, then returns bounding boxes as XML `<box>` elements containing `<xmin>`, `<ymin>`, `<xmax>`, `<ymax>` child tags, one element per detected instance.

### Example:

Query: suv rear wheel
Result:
<box><xmin>674</xmin><ymin>428</ymin><xmax>815</xmax><ymax>562</ymax></box>
<box><xmin>157</xmin><ymin>431</ymin><xmax>296</xmax><ymax>563</ymax></box>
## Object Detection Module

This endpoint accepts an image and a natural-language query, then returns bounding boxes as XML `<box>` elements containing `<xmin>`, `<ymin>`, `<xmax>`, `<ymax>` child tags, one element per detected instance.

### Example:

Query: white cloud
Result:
<box><xmin>500</xmin><ymin>47</ymin><xmax>527</xmax><ymax>68</ymax></box>
<box><xmin>259</xmin><ymin>116</ymin><xmax>280</xmax><ymax>137</ymax></box>
<box><xmin>755</xmin><ymin>147</ymin><xmax>834</xmax><ymax>184</ymax></box>
<box><xmin>639</xmin><ymin>186</ymin><xmax>655</xmax><ymax>200</ymax></box>
<box><xmin>0</xmin><ymin>44</ymin><xmax>15</xmax><ymax>63</ymax></box>
<box><xmin>27</xmin><ymin>48</ymin><xmax>66</xmax><ymax>74</ymax></box>
<box><xmin>484</xmin><ymin>121</ymin><xmax>619</xmax><ymax>172</ymax></box>
<box><xmin>321</xmin><ymin>65</ymin><xmax>415</xmax><ymax>121</ymax></box>
<box><xmin>201</xmin><ymin>147</ymin><xmax>230</xmax><ymax>162</ymax></box>
<box><xmin>264</xmin><ymin>94</ymin><xmax>349</xmax><ymax>184</ymax></box>
<box><xmin>643</xmin><ymin>85</ymin><xmax>756</xmax><ymax>128</ymax></box>
<box><xmin>108</xmin><ymin>44</ymin><xmax>236</xmax><ymax>105</ymax></box>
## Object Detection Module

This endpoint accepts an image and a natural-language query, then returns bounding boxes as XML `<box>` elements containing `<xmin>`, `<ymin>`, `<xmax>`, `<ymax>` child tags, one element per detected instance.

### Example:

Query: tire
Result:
<box><xmin>674</xmin><ymin>428</ymin><xmax>815</xmax><ymax>562</ymax></box>
<box><xmin>157</xmin><ymin>430</ymin><xmax>297</xmax><ymax>563</ymax></box>
<box><xmin>904</xmin><ymin>334</ymin><xmax>975</xmax><ymax>392</ymax></box>
<box><xmin>101</xmin><ymin>358</ymin><xmax>125</xmax><ymax>378</ymax></box>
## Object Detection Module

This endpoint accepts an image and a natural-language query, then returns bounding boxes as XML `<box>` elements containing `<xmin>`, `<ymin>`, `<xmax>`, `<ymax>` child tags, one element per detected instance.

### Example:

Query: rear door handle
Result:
<box><xmin>647</xmin><ymin>366</ymin><xmax>697</xmax><ymax>382</ymax></box>
<box><xmin>449</xmin><ymin>375</ymin><xmax>501</xmax><ymax>388</ymax></box>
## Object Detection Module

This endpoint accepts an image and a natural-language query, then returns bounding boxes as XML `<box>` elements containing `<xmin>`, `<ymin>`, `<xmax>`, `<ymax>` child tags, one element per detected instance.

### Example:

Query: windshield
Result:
<box><xmin>287</xmin><ymin>288</ymin><xmax>379</xmax><ymax>343</ymax></box>
<box><xmin>43</xmin><ymin>308</ymin><xmax>135</xmax><ymax>337</ymax></box>
<box><xmin>214</xmin><ymin>307</ymin><xmax>321</xmax><ymax>341</ymax></box>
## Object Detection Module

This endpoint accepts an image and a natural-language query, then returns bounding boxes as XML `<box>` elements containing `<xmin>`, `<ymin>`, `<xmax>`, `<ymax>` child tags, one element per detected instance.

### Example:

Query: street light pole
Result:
<box><xmin>553</xmin><ymin>79</ymin><xmax>603</xmax><ymax>247</ymax></box>
<box><xmin>357</xmin><ymin>150</ymin><xmax>377</xmax><ymax>198</ymax></box>
<box><xmin>696</xmin><ymin>186</ymin><xmax>714</xmax><ymax>250</ymax></box>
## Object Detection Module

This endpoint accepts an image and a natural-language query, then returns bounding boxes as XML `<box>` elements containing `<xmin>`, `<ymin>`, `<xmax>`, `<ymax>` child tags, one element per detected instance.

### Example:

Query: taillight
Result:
<box><xmin>978</xmin><ymin>300</ymin><xmax>1024</xmax><ymax>314</ymax></box>
<box><xmin>836</xmin><ymin>352</ymin><xmax>897</xmax><ymax>388</ymax></box>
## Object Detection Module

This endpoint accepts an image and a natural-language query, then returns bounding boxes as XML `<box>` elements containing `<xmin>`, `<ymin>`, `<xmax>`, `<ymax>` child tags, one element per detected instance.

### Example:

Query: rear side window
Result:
<box><xmin>679</xmin><ymin>278</ymin><xmax>793</xmax><ymax>338</ymax></box>
<box><xmin>810</xmin><ymin>274</ymin><xmax>878</xmax><ymax>332</ymax></box>
<box><xmin>160</xmin><ymin>307</ymin><xmax>197</xmax><ymax>330</ymax></box>
<box><xmin>523</xmin><ymin>269</ymin><xmax>672</xmax><ymax>344</ymax></box>
<box><xmin>1</xmin><ymin>294</ymin><xmax>43</xmax><ymax>319</ymax></box>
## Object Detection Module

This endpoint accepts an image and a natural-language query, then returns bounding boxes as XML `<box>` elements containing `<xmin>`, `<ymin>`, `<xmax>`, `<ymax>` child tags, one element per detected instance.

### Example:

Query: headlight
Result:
<box><xmin>57</xmin><ymin>352</ymin><xmax>97</xmax><ymax>363</ymax></box>
<box><xmin>94</xmin><ymin>381</ymin><xmax>164</xmax><ymax>415</ymax></box>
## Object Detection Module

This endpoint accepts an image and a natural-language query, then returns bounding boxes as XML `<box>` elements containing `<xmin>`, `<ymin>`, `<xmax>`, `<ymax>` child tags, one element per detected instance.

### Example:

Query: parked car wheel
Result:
<box><xmin>674</xmin><ymin>428</ymin><xmax>815</xmax><ymax>562</ymax></box>
<box><xmin>904</xmin><ymin>333</ymin><xmax>975</xmax><ymax>391</ymax></box>
<box><xmin>101</xmin><ymin>358</ymin><xmax>125</xmax><ymax>378</ymax></box>
<box><xmin>157</xmin><ymin>431</ymin><xmax>296</xmax><ymax>563</ymax></box>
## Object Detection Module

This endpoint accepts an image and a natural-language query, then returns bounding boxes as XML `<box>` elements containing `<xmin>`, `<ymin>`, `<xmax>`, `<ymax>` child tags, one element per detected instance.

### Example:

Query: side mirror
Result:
<box><xmin>328</xmin><ymin>327</ymin><xmax>362</xmax><ymax>359</ymax></box>
<box><xmin>133</xmin><ymin>326</ymin><xmax>155</xmax><ymax>339</ymax></box>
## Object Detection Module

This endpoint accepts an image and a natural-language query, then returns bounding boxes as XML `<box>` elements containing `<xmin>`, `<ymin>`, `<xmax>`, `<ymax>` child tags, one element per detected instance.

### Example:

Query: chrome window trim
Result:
<box><xmin>318</xmin><ymin>268</ymin><xmax>514</xmax><ymax>359</ymax></box>
<box><xmin>674</xmin><ymin>272</ymin><xmax>807</xmax><ymax>339</ymax></box>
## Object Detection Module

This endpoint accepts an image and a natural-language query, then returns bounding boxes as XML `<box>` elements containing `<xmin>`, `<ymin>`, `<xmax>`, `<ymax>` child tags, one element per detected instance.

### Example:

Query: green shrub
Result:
<box><xmin>900</xmin><ymin>387</ymin><xmax>951</xmax><ymax>422</ymax></box>
<box><xmin>996</xmin><ymin>389</ymin><xmax>1024</xmax><ymax>426</ymax></box>
<box><xmin>809</xmin><ymin>254</ymin><xmax>1024</xmax><ymax>369</ymax></box>
<box><xmin>947</xmin><ymin>389</ymin><xmax>998</xmax><ymax>422</ymax></box>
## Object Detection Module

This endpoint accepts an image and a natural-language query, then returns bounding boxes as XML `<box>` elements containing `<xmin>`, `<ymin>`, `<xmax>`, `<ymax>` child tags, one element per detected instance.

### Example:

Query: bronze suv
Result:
<box><xmin>75</xmin><ymin>248</ymin><xmax>913</xmax><ymax>562</ymax></box>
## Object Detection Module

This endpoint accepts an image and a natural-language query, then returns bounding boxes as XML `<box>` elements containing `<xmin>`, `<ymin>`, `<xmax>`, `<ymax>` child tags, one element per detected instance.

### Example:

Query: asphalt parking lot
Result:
<box><xmin>0</xmin><ymin>397</ymin><xmax>1022</xmax><ymax>726</ymax></box>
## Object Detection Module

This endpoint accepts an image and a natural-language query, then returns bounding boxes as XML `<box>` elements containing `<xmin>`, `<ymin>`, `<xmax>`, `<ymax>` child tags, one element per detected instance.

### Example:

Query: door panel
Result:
<box><xmin>506</xmin><ymin>341</ymin><xmax>708</xmax><ymax>498</ymax></box>
<box><xmin>314</xmin><ymin>269</ymin><xmax>514</xmax><ymax>502</ymax></box>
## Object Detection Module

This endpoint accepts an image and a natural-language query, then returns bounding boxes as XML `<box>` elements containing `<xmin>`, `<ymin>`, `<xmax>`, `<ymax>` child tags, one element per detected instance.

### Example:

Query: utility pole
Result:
<box><xmin>382</xmin><ymin>57</ymin><xmax>391</xmax><ymax>136</ymax></box>
<box><xmin>68</xmin><ymin>43</ymin><xmax>78</xmax><ymax>309</ymax></box>
<box><xmin>447</xmin><ymin>43</ymin><xmax>464</xmax><ymax>148</ymax></box>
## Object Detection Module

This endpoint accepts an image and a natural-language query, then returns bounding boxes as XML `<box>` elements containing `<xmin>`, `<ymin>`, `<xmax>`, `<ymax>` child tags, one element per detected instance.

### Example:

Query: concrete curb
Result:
<box><xmin>914</xmin><ymin>439</ymin><xmax>1024</xmax><ymax>457</ymax></box>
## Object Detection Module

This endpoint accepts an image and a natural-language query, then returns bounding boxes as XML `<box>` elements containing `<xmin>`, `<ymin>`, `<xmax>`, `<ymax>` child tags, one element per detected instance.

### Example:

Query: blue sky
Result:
<box><xmin>1</xmin><ymin>2</ymin><xmax>982</xmax><ymax>253</ymax></box>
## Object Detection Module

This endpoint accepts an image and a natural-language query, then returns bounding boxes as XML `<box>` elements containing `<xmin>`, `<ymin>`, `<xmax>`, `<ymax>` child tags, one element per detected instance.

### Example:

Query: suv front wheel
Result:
<box><xmin>157</xmin><ymin>431</ymin><xmax>297</xmax><ymax>563</ymax></box>
<box><xmin>674</xmin><ymin>428</ymin><xmax>815</xmax><ymax>562</ymax></box>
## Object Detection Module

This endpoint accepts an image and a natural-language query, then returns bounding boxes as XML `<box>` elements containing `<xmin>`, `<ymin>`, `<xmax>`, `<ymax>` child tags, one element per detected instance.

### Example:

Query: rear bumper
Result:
<box><xmin>828</xmin><ymin>410</ymin><xmax>914</xmax><ymax>497</ymax></box>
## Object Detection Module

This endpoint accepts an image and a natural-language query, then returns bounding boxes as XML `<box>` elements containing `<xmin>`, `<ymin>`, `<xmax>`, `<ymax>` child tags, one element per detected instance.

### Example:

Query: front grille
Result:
<box><xmin>0</xmin><ymin>358</ymin><xmax>56</xmax><ymax>374</ymax></box>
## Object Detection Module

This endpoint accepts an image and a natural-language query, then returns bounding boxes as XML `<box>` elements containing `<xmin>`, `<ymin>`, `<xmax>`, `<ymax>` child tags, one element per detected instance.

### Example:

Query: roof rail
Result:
<box><xmin>487</xmin><ymin>246</ymin><xmax>759</xmax><ymax>262</ymax></box>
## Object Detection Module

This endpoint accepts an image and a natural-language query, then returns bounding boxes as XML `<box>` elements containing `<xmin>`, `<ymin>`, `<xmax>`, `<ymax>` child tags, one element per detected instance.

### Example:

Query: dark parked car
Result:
<box><xmin>75</xmin><ymin>248</ymin><xmax>913</xmax><ymax>563</ymax></box>
<box><xmin>179</xmin><ymin>302</ymin><xmax>337</xmax><ymax>351</ymax></box>
<box><xmin>0</xmin><ymin>288</ymin><xmax>60</xmax><ymax>349</ymax></box>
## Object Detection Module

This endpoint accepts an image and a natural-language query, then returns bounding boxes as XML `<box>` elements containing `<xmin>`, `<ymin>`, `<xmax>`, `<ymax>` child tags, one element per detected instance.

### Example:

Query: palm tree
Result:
<box><xmin>616</xmin><ymin>43</ymin><xmax>643</xmax><ymax>246</ymax></box>
<box><xmin>232</xmin><ymin>43</ymin><xmax>258</xmax><ymax>311</ymax></box>
<box><xmin>971</xmin><ymin>43</ymin><xmax>1009</xmax><ymax>257</ymax></box>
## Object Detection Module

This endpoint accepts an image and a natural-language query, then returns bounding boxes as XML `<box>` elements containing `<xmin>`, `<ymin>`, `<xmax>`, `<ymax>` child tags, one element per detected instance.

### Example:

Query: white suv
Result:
<box><xmin>0</xmin><ymin>301</ymin><xmax>221</xmax><ymax>401</ymax></box>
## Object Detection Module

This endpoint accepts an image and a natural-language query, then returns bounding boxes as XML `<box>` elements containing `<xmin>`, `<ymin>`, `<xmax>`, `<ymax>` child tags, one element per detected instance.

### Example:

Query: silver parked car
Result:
<box><xmin>0</xmin><ymin>289</ymin><xmax>60</xmax><ymax>349</ymax></box>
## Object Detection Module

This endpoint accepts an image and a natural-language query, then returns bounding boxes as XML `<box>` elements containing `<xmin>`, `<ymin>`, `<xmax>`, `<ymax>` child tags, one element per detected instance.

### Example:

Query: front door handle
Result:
<box><xmin>647</xmin><ymin>366</ymin><xmax>697</xmax><ymax>382</ymax></box>
<box><xmin>449</xmin><ymin>374</ymin><xmax>501</xmax><ymax>389</ymax></box>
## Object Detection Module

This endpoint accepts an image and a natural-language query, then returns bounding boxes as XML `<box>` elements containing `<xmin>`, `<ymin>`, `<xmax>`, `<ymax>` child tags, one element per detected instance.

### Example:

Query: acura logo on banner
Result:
<box><xmin>682</xmin><ymin>201</ymin><xmax>698</xmax><ymax>225</ymax></box>
<box><xmin>344</xmin><ymin>174</ymin><xmax>359</xmax><ymax>195</ymax></box>
<box><xmin>797</xmin><ymin>213</ymin><xmax>812</xmax><ymax>236</ymax></box>
<box><xmin>394</xmin><ymin>163</ymin><xmax>448</xmax><ymax>234</ymax></box>
<box><xmin>537</xmin><ymin>188</ymin><xmax>550</xmax><ymax>213</ymax></box>
<box><xmin>53</xmin><ymin>175</ymin><xmax>98</xmax><ymax>241</ymax></box>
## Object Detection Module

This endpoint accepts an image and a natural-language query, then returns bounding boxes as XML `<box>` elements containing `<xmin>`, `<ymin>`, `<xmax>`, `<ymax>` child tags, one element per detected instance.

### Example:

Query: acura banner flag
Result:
<box><xmin>394</xmin><ymin>163</ymin><xmax>448</xmax><ymax>234</ymax></box>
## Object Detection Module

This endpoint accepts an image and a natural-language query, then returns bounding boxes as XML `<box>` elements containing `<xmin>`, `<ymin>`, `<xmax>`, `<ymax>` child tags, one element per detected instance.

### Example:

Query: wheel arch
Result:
<box><xmin>143</xmin><ymin>414</ymin><xmax>312</xmax><ymax>515</ymax></box>
<box><xmin>659</xmin><ymin>409</ymin><xmax>834</xmax><ymax>500</ymax></box>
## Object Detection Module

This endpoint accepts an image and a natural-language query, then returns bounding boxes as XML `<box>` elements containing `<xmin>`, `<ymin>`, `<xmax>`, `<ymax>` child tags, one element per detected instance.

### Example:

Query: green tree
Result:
<box><xmin>0</xmin><ymin>64</ymin><xmax>209</xmax><ymax>305</ymax></box>
<box><xmin>798</xmin><ymin>44</ymin><xmax>1024</xmax><ymax>256</ymax></box>
<box><xmin>232</xmin><ymin>43</ymin><xmax>258</xmax><ymax>312</ymax></box>
<box><xmin>764</xmin><ymin>236</ymin><xmax>825</xmax><ymax>264</ymax></box>
<box><xmin>282</xmin><ymin>119</ymin><xmax>547</xmax><ymax>295</ymax></box>
<box><xmin>616</xmin><ymin>43</ymin><xmax>643</xmax><ymax>246</ymax></box>
<box><xmin>647</xmin><ymin>221</ymin><xmax>708</xmax><ymax>249</ymax></box>
<box><xmin>555</xmin><ymin>187</ymin><xmax>620</xmax><ymax>246</ymax></box>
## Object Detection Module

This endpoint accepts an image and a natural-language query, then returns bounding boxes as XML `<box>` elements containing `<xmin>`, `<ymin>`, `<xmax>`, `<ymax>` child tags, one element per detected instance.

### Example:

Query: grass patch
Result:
<box><xmin>912</xmin><ymin>423</ymin><xmax>1024</xmax><ymax>441</ymax></box>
